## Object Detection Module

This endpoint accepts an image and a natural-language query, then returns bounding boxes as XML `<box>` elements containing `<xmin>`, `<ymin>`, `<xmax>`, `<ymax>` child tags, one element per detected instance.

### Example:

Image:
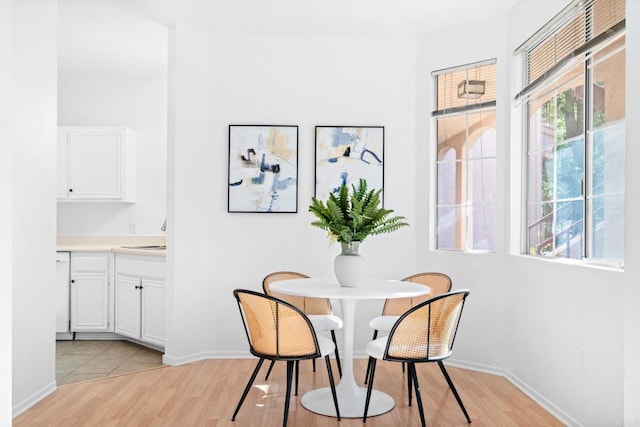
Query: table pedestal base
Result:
<box><xmin>300</xmin><ymin>385</ymin><xmax>394</xmax><ymax>418</ymax></box>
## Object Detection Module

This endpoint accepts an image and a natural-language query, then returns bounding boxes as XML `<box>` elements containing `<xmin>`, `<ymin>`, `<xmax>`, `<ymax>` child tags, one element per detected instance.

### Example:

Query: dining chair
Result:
<box><xmin>363</xmin><ymin>290</ymin><xmax>471</xmax><ymax>426</ymax></box>
<box><xmin>262</xmin><ymin>271</ymin><xmax>343</xmax><ymax>382</ymax></box>
<box><xmin>232</xmin><ymin>289</ymin><xmax>341</xmax><ymax>426</ymax></box>
<box><xmin>365</xmin><ymin>272</ymin><xmax>452</xmax><ymax>383</ymax></box>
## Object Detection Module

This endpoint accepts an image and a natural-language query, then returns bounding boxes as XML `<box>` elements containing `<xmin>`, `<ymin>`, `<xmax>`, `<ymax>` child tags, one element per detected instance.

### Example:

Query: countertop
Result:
<box><xmin>57</xmin><ymin>236</ymin><xmax>166</xmax><ymax>257</ymax></box>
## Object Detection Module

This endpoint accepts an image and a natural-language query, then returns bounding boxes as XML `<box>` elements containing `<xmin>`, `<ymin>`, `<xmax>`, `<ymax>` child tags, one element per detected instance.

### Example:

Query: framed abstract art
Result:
<box><xmin>228</xmin><ymin>125</ymin><xmax>298</xmax><ymax>213</ymax></box>
<box><xmin>315</xmin><ymin>126</ymin><xmax>384</xmax><ymax>204</ymax></box>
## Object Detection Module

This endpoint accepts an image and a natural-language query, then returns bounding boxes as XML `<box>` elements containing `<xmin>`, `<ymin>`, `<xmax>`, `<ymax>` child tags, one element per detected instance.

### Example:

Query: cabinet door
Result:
<box><xmin>114</xmin><ymin>275</ymin><xmax>141</xmax><ymax>340</ymax></box>
<box><xmin>141</xmin><ymin>279</ymin><xmax>166</xmax><ymax>347</ymax></box>
<box><xmin>70</xmin><ymin>271</ymin><xmax>109</xmax><ymax>331</ymax></box>
<box><xmin>57</xmin><ymin>130</ymin><xmax>68</xmax><ymax>199</ymax></box>
<box><xmin>68</xmin><ymin>129</ymin><xmax>123</xmax><ymax>199</ymax></box>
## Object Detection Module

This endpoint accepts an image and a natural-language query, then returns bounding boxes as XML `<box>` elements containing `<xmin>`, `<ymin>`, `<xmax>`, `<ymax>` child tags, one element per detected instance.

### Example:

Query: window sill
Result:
<box><xmin>512</xmin><ymin>253</ymin><xmax>624</xmax><ymax>272</ymax></box>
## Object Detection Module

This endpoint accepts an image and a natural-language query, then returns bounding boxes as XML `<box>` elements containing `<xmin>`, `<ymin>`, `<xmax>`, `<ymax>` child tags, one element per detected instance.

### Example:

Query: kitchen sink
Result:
<box><xmin>121</xmin><ymin>245</ymin><xmax>166</xmax><ymax>250</ymax></box>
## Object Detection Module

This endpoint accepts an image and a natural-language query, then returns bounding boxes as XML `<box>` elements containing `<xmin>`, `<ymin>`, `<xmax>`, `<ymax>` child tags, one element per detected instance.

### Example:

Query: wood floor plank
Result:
<box><xmin>14</xmin><ymin>359</ymin><xmax>562</xmax><ymax>426</ymax></box>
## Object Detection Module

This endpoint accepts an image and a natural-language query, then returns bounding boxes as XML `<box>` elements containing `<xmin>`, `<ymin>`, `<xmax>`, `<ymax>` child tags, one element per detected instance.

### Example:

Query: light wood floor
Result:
<box><xmin>15</xmin><ymin>358</ymin><xmax>562</xmax><ymax>426</ymax></box>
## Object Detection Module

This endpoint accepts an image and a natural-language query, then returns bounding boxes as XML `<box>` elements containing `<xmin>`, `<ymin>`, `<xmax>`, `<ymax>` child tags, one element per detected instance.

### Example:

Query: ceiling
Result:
<box><xmin>58</xmin><ymin>0</ymin><xmax>521</xmax><ymax>76</ymax></box>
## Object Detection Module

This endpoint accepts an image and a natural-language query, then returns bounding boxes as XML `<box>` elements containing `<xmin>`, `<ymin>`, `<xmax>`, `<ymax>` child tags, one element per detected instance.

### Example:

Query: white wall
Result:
<box><xmin>57</xmin><ymin>73</ymin><xmax>167</xmax><ymax>236</ymax></box>
<box><xmin>10</xmin><ymin>0</ymin><xmax>58</xmax><ymax>418</ymax></box>
<box><xmin>624</xmin><ymin>0</ymin><xmax>640</xmax><ymax>423</ymax></box>
<box><xmin>413</xmin><ymin>0</ymin><xmax>632</xmax><ymax>424</ymax></box>
<box><xmin>165</xmin><ymin>28</ymin><xmax>418</xmax><ymax>363</ymax></box>
<box><xmin>416</xmin><ymin>14</ymin><xmax>511</xmax><ymax>373</ymax></box>
<box><xmin>505</xmin><ymin>1</ymin><xmax>628</xmax><ymax>424</ymax></box>
<box><xmin>0</xmin><ymin>1</ymin><xmax>13</xmax><ymax>423</ymax></box>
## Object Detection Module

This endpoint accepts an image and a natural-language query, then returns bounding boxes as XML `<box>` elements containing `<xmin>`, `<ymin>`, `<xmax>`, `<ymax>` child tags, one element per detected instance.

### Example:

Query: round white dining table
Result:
<box><xmin>269</xmin><ymin>277</ymin><xmax>431</xmax><ymax>418</ymax></box>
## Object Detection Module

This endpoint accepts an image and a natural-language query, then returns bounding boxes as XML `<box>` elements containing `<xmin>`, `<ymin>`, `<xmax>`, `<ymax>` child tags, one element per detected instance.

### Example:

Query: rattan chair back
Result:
<box><xmin>384</xmin><ymin>290</ymin><xmax>469</xmax><ymax>362</ymax></box>
<box><xmin>234</xmin><ymin>289</ymin><xmax>320</xmax><ymax>359</ymax></box>
<box><xmin>263</xmin><ymin>271</ymin><xmax>333</xmax><ymax>315</ymax></box>
<box><xmin>382</xmin><ymin>272</ymin><xmax>453</xmax><ymax>316</ymax></box>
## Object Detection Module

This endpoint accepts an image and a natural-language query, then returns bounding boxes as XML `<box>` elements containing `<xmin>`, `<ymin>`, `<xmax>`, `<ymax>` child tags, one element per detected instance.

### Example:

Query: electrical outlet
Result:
<box><xmin>129</xmin><ymin>222</ymin><xmax>137</xmax><ymax>234</ymax></box>
<box><xmin>579</xmin><ymin>349</ymin><xmax>587</xmax><ymax>371</ymax></box>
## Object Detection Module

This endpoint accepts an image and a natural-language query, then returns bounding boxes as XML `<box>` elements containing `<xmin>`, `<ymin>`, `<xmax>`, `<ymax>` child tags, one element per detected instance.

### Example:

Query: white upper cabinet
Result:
<box><xmin>57</xmin><ymin>127</ymin><xmax>136</xmax><ymax>202</ymax></box>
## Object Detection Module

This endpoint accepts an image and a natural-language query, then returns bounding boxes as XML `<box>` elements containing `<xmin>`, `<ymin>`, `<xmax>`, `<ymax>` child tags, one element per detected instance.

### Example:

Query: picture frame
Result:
<box><xmin>228</xmin><ymin>125</ymin><xmax>298</xmax><ymax>213</ymax></box>
<box><xmin>314</xmin><ymin>126</ymin><xmax>384</xmax><ymax>204</ymax></box>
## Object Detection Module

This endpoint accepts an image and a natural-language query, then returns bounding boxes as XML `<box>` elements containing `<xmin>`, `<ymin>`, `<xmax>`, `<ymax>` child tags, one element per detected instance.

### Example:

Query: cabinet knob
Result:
<box><xmin>69</xmin><ymin>189</ymin><xmax>73</xmax><ymax>192</ymax></box>
<box><xmin>70</xmin><ymin>279</ymin><xmax>75</xmax><ymax>283</ymax></box>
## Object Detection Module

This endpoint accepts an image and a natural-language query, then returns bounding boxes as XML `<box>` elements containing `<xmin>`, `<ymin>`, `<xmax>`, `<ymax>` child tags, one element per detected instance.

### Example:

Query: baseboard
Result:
<box><xmin>12</xmin><ymin>381</ymin><xmax>56</xmax><ymax>419</ymax></box>
<box><xmin>446</xmin><ymin>358</ymin><xmax>581</xmax><ymax>427</ymax></box>
<box><xmin>72</xmin><ymin>332</ymin><xmax>124</xmax><ymax>340</ymax></box>
<box><xmin>162</xmin><ymin>351</ymin><xmax>253</xmax><ymax>366</ymax></box>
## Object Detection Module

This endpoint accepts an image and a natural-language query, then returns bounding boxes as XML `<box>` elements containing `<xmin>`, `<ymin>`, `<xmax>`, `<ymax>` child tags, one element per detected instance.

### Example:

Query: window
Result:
<box><xmin>432</xmin><ymin>60</ymin><xmax>497</xmax><ymax>252</ymax></box>
<box><xmin>516</xmin><ymin>0</ymin><xmax>625</xmax><ymax>263</ymax></box>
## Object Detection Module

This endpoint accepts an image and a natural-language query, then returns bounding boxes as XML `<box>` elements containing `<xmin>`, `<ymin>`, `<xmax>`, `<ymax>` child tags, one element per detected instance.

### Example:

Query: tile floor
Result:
<box><xmin>56</xmin><ymin>340</ymin><xmax>165</xmax><ymax>386</ymax></box>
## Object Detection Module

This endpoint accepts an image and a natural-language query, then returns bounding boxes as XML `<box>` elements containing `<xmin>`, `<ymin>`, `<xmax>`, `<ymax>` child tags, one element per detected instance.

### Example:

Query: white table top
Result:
<box><xmin>270</xmin><ymin>277</ymin><xmax>430</xmax><ymax>300</ymax></box>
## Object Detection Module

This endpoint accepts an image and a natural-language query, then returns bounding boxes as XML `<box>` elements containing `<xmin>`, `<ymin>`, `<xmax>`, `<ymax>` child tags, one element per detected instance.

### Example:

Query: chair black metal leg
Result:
<box><xmin>364</xmin><ymin>330</ymin><xmax>378</xmax><ymax>384</ymax></box>
<box><xmin>325</xmin><ymin>355</ymin><xmax>341</xmax><ymax>420</ymax></box>
<box><xmin>312</xmin><ymin>358</ymin><xmax>316</xmax><ymax>372</ymax></box>
<box><xmin>265</xmin><ymin>359</ymin><xmax>276</xmax><ymax>380</ymax></box>
<box><xmin>363</xmin><ymin>357</ymin><xmax>377</xmax><ymax>423</ymax></box>
<box><xmin>407</xmin><ymin>364</ymin><xmax>413</xmax><ymax>406</ymax></box>
<box><xmin>330</xmin><ymin>330</ymin><xmax>342</xmax><ymax>378</ymax></box>
<box><xmin>409</xmin><ymin>363</ymin><xmax>426</xmax><ymax>427</ymax></box>
<box><xmin>283</xmin><ymin>360</ymin><xmax>294</xmax><ymax>427</ymax></box>
<box><xmin>232</xmin><ymin>358</ymin><xmax>265</xmax><ymax>421</ymax></box>
<box><xmin>294</xmin><ymin>360</ymin><xmax>300</xmax><ymax>396</ymax></box>
<box><xmin>438</xmin><ymin>361</ymin><xmax>471</xmax><ymax>423</ymax></box>
<box><xmin>402</xmin><ymin>362</ymin><xmax>406</xmax><ymax>373</ymax></box>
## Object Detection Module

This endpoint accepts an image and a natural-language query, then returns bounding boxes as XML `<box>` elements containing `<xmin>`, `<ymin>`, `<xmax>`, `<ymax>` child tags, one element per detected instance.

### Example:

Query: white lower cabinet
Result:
<box><xmin>115</xmin><ymin>254</ymin><xmax>166</xmax><ymax>348</ymax></box>
<box><xmin>70</xmin><ymin>253</ymin><xmax>113</xmax><ymax>332</ymax></box>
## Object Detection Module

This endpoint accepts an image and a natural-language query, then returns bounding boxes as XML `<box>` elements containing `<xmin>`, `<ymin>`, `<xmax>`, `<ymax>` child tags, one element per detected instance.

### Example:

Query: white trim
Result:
<box><xmin>446</xmin><ymin>358</ymin><xmax>583</xmax><ymax>427</ymax></box>
<box><xmin>162</xmin><ymin>351</ymin><xmax>253</xmax><ymax>366</ymax></box>
<box><xmin>432</xmin><ymin>58</ymin><xmax>497</xmax><ymax>76</ymax></box>
<box><xmin>12</xmin><ymin>381</ymin><xmax>56</xmax><ymax>419</ymax></box>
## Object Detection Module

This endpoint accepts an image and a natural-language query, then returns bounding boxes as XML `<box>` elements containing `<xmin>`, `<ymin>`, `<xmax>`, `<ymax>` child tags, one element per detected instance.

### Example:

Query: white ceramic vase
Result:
<box><xmin>334</xmin><ymin>242</ymin><xmax>365</xmax><ymax>287</ymax></box>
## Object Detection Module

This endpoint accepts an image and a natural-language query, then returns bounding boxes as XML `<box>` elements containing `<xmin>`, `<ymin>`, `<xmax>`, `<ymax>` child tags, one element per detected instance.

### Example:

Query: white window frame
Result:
<box><xmin>514</xmin><ymin>0</ymin><xmax>626</xmax><ymax>267</ymax></box>
<box><xmin>432</xmin><ymin>59</ymin><xmax>497</xmax><ymax>253</ymax></box>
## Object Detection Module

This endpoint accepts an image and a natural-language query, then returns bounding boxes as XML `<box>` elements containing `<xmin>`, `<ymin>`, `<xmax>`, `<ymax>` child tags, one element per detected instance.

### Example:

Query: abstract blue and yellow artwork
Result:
<box><xmin>228</xmin><ymin>125</ymin><xmax>298</xmax><ymax>212</ymax></box>
<box><xmin>315</xmin><ymin>126</ymin><xmax>384</xmax><ymax>203</ymax></box>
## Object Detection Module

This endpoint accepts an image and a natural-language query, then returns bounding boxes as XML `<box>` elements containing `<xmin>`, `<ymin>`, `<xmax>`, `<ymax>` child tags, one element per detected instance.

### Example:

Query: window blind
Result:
<box><xmin>515</xmin><ymin>0</ymin><xmax>625</xmax><ymax>101</ymax></box>
<box><xmin>432</xmin><ymin>59</ymin><xmax>497</xmax><ymax>116</ymax></box>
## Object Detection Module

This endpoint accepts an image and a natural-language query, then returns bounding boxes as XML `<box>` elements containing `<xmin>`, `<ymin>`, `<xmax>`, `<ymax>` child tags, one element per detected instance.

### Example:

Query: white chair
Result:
<box><xmin>365</xmin><ymin>272</ymin><xmax>452</xmax><ymax>383</ymax></box>
<box><xmin>262</xmin><ymin>271</ymin><xmax>342</xmax><ymax>386</ymax></box>
<box><xmin>363</xmin><ymin>290</ymin><xmax>471</xmax><ymax>426</ymax></box>
<box><xmin>232</xmin><ymin>289</ymin><xmax>341</xmax><ymax>426</ymax></box>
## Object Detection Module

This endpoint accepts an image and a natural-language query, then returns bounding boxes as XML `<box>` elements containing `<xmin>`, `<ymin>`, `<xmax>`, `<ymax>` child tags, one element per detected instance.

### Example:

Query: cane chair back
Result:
<box><xmin>382</xmin><ymin>272</ymin><xmax>452</xmax><ymax>317</ymax></box>
<box><xmin>363</xmin><ymin>290</ymin><xmax>471</xmax><ymax>426</ymax></box>
<box><xmin>232</xmin><ymin>290</ymin><xmax>341</xmax><ymax>426</ymax></box>
<box><xmin>385</xmin><ymin>290</ymin><xmax>468</xmax><ymax>362</ymax></box>
<box><xmin>262</xmin><ymin>271</ymin><xmax>343</xmax><ymax>380</ymax></box>
<box><xmin>234</xmin><ymin>290</ymin><xmax>319</xmax><ymax>359</ymax></box>
<box><xmin>263</xmin><ymin>271</ymin><xmax>333</xmax><ymax>316</ymax></box>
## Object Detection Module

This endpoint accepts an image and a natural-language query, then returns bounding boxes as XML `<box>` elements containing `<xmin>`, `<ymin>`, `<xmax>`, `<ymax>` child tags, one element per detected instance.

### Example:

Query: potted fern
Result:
<box><xmin>309</xmin><ymin>178</ymin><xmax>409</xmax><ymax>286</ymax></box>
